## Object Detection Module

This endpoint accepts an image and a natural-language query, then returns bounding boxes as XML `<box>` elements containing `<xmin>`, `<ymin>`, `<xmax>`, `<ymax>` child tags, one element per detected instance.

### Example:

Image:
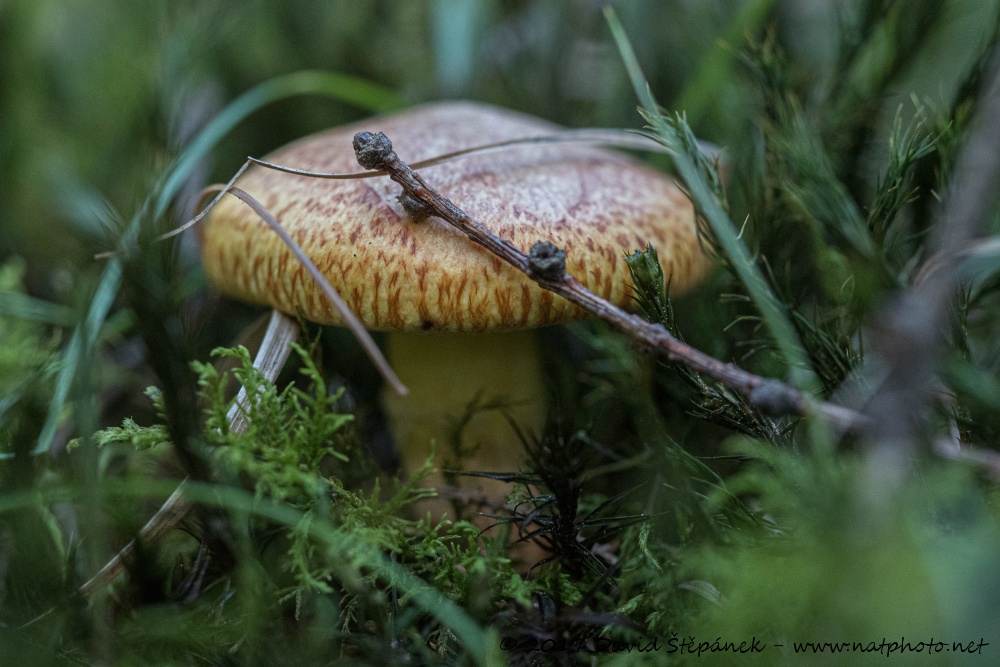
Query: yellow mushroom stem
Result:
<box><xmin>380</xmin><ymin>329</ymin><xmax>547</xmax><ymax>522</ymax></box>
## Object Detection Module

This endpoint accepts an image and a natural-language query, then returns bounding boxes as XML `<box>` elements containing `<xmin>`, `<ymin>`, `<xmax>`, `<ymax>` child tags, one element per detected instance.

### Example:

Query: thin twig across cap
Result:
<box><xmin>202</xmin><ymin>101</ymin><xmax>711</xmax><ymax>332</ymax></box>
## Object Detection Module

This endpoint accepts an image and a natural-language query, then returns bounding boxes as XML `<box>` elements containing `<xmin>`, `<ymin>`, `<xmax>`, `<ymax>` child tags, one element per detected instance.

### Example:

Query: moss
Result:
<box><xmin>4</xmin><ymin>2</ymin><xmax>1000</xmax><ymax>664</ymax></box>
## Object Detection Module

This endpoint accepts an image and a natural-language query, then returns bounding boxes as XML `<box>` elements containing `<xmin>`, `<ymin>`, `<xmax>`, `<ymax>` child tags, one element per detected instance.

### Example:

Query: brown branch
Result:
<box><xmin>351</xmin><ymin>131</ymin><xmax>870</xmax><ymax>433</ymax></box>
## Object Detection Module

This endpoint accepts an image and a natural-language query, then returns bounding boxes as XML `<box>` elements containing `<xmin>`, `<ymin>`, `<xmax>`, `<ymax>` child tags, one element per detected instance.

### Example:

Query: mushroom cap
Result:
<box><xmin>202</xmin><ymin>101</ymin><xmax>710</xmax><ymax>332</ymax></box>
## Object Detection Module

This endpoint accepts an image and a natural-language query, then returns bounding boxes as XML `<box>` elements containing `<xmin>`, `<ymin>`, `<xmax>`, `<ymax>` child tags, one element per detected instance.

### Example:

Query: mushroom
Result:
<box><xmin>201</xmin><ymin>101</ymin><xmax>711</xmax><ymax>523</ymax></box>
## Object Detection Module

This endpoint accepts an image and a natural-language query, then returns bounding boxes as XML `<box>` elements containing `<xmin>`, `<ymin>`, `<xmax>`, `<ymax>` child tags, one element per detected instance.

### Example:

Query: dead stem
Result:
<box><xmin>77</xmin><ymin>310</ymin><xmax>298</xmax><ymax>598</ymax></box>
<box><xmin>223</xmin><ymin>186</ymin><xmax>407</xmax><ymax>397</ymax></box>
<box><xmin>351</xmin><ymin>130</ymin><xmax>871</xmax><ymax>434</ymax></box>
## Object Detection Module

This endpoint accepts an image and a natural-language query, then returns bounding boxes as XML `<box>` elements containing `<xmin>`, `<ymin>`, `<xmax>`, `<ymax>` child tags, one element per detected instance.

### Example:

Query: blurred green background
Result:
<box><xmin>3</xmin><ymin>1</ymin><xmax>1000</xmax><ymax>665</ymax></box>
<box><xmin>2</xmin><ymin>0</ymin><xmax>996</xmax><ymax>322</ymax></box>
<box><xmin>0</xmin><ymin>0</ymin><xmax>991</xmax><ymax>271</ymax></box>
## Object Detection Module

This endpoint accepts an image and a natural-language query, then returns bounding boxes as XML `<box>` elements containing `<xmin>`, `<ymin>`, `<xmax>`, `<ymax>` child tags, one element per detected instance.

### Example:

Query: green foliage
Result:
<box><xmin>31</xmin><ymin>342</ymin><xmax>539</xmax><ymax>663</ymax></box>
<box><xmin>198</xmin><ymin>345</ymin><xmax>353</xmax><ymax>500</ymax></box>
<box><xmin>0</xmin><ymin>260</ymin><xmax>58</xmax><ymax>407</ymax></box>
<box><xmin>604</xmin><ymin>4</ymin><xmax>1000</xmax><ymax>662</ymax></box>
<box><xmin>627</xmin><ymin>246</ymin><xmax>790</xmax><ymax>444</ymax></box>
<box><xmin>0</xmin><ymin>259</ymin><xmax>61</xmax><ymax>463</ymax></box>
<box><xmin>4</xmin><ymin>1</ymin><xmax>1000</xmax><ymax>664</ymax></box>
<box><xmin>672</xmin><ymin>442</ymin><xmax>1000</xmax><ymax>666</ymax></box>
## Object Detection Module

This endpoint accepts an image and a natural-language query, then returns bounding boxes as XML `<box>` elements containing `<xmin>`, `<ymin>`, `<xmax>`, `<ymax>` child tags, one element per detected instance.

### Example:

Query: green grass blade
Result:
<box><xmin>605</xmin><ymin>6</ymin><xmax>815</xmax><ymax>388</ymax></box>
<box><xmin>30</xmin><ymin>71</ymin><xmax>401</xmax><ymax>458</ymax></box>
<box><xmin>33</xmin><ymin>257</ymin><xmax>123</xmax><ymax>456</ymax></box>
<box><xmin>0</xmin><ymin>479</ymin><xmax>490</xmax><ymax>665</ymax></box>
<box><xmin>0</xmin><ymin>292</ymin><xmax>75</xmax><ymax>326</ymax></box>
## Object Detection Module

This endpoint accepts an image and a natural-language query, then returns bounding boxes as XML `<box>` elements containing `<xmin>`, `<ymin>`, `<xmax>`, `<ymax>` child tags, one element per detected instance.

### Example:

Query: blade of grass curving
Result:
<box><xmin>77</xmin><ymin>311</ymin><xmax>298</xmax><ymax>597</ymax></box>
<box><xmin>156</xmin><ymin>70</ymin><xmax>402</xmax><ymax>218</ymax></box>
<box><xmin>605</xmin><ymin>7</ymin><xmax>815</xmax><ymax>389</ymax></box>
<box><xmin>3</xmin><ymin>479</ymin><xmax>489</xmax><ymax>665</ymax></box>
<box><xmin>42</xmin><ymin>72</ymin><xmax>401</xmax><ymax>457</ymax></box>
<box><xmin>0</xmin><ymin>292</ymin><xmax>75</xmax><ymax>326</ymax></box>
<box><xmin>33</xmin><ymin>258</ymin><xmax>123</xmax><ymax>455</ymax></box>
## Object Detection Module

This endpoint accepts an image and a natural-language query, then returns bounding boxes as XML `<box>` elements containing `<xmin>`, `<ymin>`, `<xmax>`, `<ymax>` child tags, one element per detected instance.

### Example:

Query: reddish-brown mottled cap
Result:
<box><xmin>202</xmin><ymin>101</ymin><xmax>711</xmax><ymax>331</ymax></box>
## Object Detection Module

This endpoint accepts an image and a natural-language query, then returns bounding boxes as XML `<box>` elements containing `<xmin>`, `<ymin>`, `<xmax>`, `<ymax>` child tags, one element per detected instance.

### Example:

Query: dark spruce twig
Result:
<box><xmin>351</xmin><ymin>130</ymin><xmax>870</xmax><ymax>433</ymax></box>
<box><xmin>470</xmin><ymin>422</ymin><xmax>642</xmax><ymax>581</ymax></box>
